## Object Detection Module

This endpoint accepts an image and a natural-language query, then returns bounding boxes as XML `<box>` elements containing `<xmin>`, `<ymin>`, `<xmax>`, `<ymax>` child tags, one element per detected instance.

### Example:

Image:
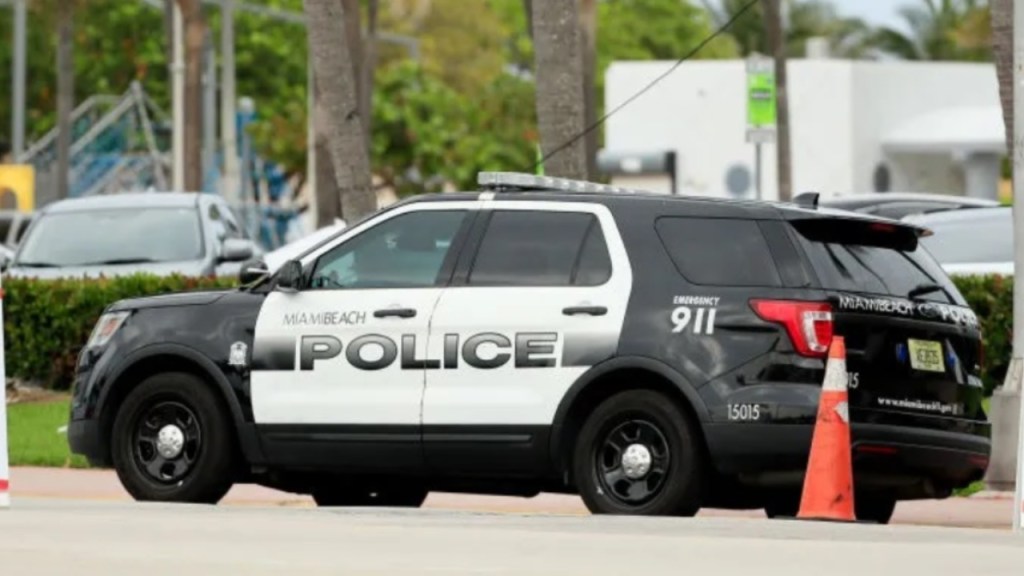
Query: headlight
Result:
<box><xmin>86</xmin><ymin>311</ymin><xmax>130</xmax><ymax>348</ymax></box>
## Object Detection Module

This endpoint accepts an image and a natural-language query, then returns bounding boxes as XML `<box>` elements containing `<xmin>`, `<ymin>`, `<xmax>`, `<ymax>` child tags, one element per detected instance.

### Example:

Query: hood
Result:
<box><xmin>5</xmin><ymin>260</ymin><xmax>209</xmax><ymax>280</ymax></box>
<box><xmin>108</xmin><ymin>289</ymin><xmax>232</xmax><ymax>312</ymax></box>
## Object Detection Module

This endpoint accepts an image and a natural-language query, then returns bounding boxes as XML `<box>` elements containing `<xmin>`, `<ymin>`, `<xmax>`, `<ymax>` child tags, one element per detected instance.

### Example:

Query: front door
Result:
<box><xmin>250</xmin><ymin>205</ymin><xmax>473</xmax><ymax>473</ymax></box>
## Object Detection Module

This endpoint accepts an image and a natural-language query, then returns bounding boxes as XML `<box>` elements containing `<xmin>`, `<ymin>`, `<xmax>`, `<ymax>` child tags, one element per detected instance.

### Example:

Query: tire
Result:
<box><xmin>763</xmin><ymin>492</ymin><xmax>800</xmax><ymax>519</ymax></box>
<box><xmin>313</xmin><ymin>481</ymin><xmax>428</xmax><ymax>508</ymax></box>
<box><xmin>855</xmin><ymin>494</ymin><xmax>897</xmax><ymax>524</ymax></box>
<box><xmin>110</xmin><ymin>372</ymin><xmax>236</xmax><ymax>503</ymax></box>
<box><xmin>572</xmin><ymin>390</ymin><xmax>705</xmax><ymax>516</ymax></box>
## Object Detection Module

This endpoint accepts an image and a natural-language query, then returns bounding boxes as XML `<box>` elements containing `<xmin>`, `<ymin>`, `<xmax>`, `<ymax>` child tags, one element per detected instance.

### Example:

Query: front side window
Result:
<box><xmin>309</xmin><ymin>209</ymin><xmax>466</xmax><ymax>289</ymax></box>
<box><xmin>468</xmin><ymin>210</ymin><xmax>611</xmax><ymax>287</ymax></box>
<box><xmin>16</xmin><ymin>207</ymin><xmax>203</xmax><ymax>266</ymax></box>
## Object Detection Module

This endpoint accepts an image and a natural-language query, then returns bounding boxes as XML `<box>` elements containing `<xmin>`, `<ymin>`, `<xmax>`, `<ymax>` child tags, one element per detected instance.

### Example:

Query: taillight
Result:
<box><xmin>750</xmin><ymin>299</ymin><xmax>834</xmax><ymax>358</ymax></box>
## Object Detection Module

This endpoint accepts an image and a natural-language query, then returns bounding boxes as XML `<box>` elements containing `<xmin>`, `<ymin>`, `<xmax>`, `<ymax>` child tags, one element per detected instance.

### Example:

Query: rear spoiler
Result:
<box><xmin>786</xmin><ymin>215</ymin><xmax>925</xmax><ymax>251</ymax></box>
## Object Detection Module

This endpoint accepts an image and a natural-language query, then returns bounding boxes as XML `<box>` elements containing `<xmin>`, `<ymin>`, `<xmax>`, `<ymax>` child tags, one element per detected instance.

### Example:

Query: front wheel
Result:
<box><xmin>572</xmin><ymin>390</ymin><xmax>705</xmax><ymax>516</ymax></box>
<box><xmin>110</xmin><ymin>372</ymin><xmax>236</xmax><ymax>503</ymax></box>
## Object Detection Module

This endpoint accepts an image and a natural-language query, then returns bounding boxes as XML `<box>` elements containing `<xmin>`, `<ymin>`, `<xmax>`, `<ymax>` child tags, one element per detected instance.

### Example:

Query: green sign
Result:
<box><xmin>746</xmin><ymin>55</ymin><xmax>776</xmax><ymax>143</ymax></box>
<box><xmin>747</xmin><ymin>71</ymin><xmax>776</xmax><ymax>127</ymax></box>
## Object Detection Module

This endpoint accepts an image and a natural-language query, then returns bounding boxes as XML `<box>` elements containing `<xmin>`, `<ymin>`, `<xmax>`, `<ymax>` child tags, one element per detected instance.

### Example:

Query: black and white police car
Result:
<box><xmin>68</xmin><ymin>172</ymin><xmax>989</xmax><ymax>523</ymax></box>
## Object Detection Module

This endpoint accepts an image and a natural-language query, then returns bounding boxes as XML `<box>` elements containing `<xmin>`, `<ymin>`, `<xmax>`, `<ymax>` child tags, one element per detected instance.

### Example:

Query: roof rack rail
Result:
<box><xmin>792</xmin><ymin>191</ymin><xmax>820</xmax><ymax>209</ymax></box>
<box><xmin>477</xmin><ymin>171</ymin><xmax>639</xmax><ymax>195</ymax></box>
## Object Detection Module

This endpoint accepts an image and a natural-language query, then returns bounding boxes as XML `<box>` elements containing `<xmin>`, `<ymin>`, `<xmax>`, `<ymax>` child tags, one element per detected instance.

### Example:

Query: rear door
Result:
<box><xmin>785</xmin><ymin>217</ymin><xmax>986</xmax><ymax>426</ymax></box>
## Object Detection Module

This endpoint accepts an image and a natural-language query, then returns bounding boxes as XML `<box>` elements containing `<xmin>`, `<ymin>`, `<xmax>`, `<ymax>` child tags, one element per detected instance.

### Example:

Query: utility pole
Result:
<box><xmin>1010</xmin><ymin>0</ymin><xmax>1024</xmax><ymax>533</ymax></box>
<box><xmin>172</xmin><ymin>1</ymin><xmax>185</xmax><ymax>191</ymax></box>
<box><xmin>221</xmin><ymin>0</ymin><xmax>240</xmax><ymax>204</ymax></box>
<box><xmin>11</xmin><ymin>0</ymin><xmax>26</xmax><ymax>159</ymax></box>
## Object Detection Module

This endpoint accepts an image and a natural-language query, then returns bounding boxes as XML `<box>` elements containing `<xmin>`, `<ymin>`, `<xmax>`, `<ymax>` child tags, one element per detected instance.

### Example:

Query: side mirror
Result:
<box><xmin>238</xmin><ymin>258</ymin><xmax>268</xmax><ymax>285</ymax></box>
<box><xmin>220</xmin><ymin>238</ymin><xmax>255</xmax><ymax>262</ymax></box>
<box><xmin>275</xmin><ymin>260</ymin><xmax>304</xmax><ymax>292</ymax></box>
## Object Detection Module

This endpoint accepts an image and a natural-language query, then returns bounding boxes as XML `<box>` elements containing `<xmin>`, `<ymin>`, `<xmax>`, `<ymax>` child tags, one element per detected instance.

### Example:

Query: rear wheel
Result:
<box><xmin>572</xmin><ymin>390</ymin><xmax>705</xmax><ymax>516</ymax></box>
<box><xmin>855</xmin><ymin>494</ymin><xmax>897</xmax><ymax>524</ymax></box>
<box><xmin>110</xmin><ymin>372</ymin><xmax>236</xmax><ymax>503</ymax></box>
<box><xmin>312</xmin><ymin>481</ymin><xmax>428</xmax><ymax>508</ymax></box>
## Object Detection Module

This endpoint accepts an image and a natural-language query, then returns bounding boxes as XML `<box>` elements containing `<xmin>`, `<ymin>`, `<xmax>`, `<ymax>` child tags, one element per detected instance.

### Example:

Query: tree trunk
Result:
<box><xmin>531</xmin><ymin>0</ymin><xmax>587</xmax><ymax>180</ymax></box>
<box><xmin>363</xmin><ymin>0</ymin><xmax>378</xmax><ymax>158</ymax></box>
<box><xmin>764</xmin><ymin>0</ymin><xmax>792</xmax><ymax>201</ymax></box>
<box><xmin>56</xmin><ymin>0</ymin><xmax>74</xmax><ymax>200</ymax></box>
<box><xmin>579</xmin><ymin>0</ymin><xmax>598</xmax><ymax>180</ymax></box>
<box><xmin>178</xmin><ymin>0</ymin><xmax>205</xmax><ymax>192</ymax></box>
<box><xmin>992</xmin><ymin>0</ymin><xmax>1013</xmax><ymax>155</ymax></box>
<box><xmin>304</xmin><ymin>0</ymin><xmax>377</xmax><ymax>221</ymax></box>
<box><xmin>312</xmin><ymin>78</ymin><xmax>341</xmax><ymax>227</ymax></box>
<box><xmin>523</xmin><ymin>0</ymin><xmax>533</xmax><ymax>41</ymax></box>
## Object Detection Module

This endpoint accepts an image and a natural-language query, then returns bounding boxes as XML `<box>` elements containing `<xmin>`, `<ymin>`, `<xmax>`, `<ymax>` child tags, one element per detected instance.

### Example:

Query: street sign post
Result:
<box><xmin>746</xmin><ymin>53</ymin><xmax>776</xmax><ymax>200</ymax></box>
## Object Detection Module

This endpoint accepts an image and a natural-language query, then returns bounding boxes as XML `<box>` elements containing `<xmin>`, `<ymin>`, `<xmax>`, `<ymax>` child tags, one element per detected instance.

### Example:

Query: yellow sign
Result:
<box><xmin>908</xmin><ymin>339</ymin><xmax>945</xmax><ymax>373</ymax></box>
<box><xmin>0</xmin><ymin>165</ymin><xmax>35</xmax><ymax>212</ymax></box>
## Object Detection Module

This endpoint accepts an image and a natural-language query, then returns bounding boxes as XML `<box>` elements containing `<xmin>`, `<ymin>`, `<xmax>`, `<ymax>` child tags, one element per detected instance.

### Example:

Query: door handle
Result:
<box><xmin>563</xmin><ymin>306</ymin><xmax>607</xmax><ymax>316</ymax></box>
<box><xmin>374</xmin><ymin>308</ymin><xmax>417</xmax><ymax>319</ymax></box>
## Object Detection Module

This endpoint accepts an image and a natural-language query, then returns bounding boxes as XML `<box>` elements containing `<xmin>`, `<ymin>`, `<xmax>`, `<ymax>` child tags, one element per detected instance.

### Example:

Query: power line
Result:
<box><xmin>530</xmin><ymin>0</ymin><xmax>761</xmax><ymax>174</ymax></box>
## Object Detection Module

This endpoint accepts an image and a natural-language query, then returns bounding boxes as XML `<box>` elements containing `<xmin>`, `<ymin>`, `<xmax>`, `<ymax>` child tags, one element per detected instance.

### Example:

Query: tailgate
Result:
<box><xmin>786</xmin><ymin>215</ymin><xmax>986</xmax><ymax>426</ymax></box>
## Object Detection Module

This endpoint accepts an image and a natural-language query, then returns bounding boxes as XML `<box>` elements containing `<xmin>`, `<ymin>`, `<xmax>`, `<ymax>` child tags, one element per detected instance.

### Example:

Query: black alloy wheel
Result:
<box><xmin>573</xmin><ymin>390</ymin><xmax>705</xmax><ymax>516</ymax></box>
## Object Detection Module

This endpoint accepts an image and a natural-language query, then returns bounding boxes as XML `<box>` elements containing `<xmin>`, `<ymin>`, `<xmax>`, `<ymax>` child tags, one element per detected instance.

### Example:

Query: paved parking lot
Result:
<box><xmin>2</xmin><ymin>498</ymin><xmax>1023</xmax><ymax>575</ymax></box>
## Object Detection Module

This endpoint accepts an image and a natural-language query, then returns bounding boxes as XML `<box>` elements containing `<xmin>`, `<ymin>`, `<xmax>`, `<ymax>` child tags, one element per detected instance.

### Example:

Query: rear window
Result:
<box><xmin>655</xmin><ymin>217</ymin><xmax>781</xmax><ymax>287</ymax></box>
<box><xmin>789</xmin><ymin>219</ymin><xmax>963</xmax><ymax>305</ymax></box>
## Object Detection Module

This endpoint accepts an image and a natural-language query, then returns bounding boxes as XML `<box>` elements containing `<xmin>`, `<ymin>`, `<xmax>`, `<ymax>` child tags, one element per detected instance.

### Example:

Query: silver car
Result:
<box><xmin>904</xmin><ymin>206</ymin><xmax>1012</xmax><ymax>276</ymax></box>
<box><xmin>4</xmin><ymin>192</ymin><xmax>262</xmax><ymax>279</ymax></box>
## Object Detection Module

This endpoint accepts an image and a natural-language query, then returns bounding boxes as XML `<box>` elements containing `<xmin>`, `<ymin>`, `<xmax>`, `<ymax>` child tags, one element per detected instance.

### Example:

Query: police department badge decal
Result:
<box><xmin>228</xmin><ymin>341</ymin><xmax>248</xmax><ymax>368</ymax></box>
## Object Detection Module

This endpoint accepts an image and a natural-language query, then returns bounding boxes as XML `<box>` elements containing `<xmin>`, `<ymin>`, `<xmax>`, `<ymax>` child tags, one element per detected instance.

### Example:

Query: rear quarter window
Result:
<box><xmin>655</xmin><ymin>217</ymin><xmax>782</xmax><ymax>287</ymax></box>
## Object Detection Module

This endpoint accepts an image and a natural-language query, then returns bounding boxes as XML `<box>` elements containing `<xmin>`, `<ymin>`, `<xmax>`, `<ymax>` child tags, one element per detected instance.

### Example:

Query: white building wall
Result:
<box><xmin>604</xmin><ymin>59</ymin><xmax>1001</xmax><ymax>200</ymax></box>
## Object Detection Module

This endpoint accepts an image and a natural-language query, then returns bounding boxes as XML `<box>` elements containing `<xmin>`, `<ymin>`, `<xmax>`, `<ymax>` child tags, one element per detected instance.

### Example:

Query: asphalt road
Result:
<box><xmin>2</xmin><ymin>498</ymin><xmax>1024</xmax><ymax>575</ymax></box>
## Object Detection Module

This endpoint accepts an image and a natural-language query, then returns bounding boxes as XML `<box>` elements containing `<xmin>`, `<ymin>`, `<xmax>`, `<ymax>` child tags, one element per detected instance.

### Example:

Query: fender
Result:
<box><xmin>99</xmin><ymin>342</ymin><xmax>266</xmax><ymax>464</ymax></box>
<box><xmin>548</xmin><ymin>355</ymin><xmax>711</xmax><ymax>466</ymax></box>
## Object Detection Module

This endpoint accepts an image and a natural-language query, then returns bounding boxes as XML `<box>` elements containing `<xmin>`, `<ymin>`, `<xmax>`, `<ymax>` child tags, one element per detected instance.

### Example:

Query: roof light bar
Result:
<box><xmin>477</xmin><ymin>171</ymin><xmax>639</xmax><ymax>195</ymax></box>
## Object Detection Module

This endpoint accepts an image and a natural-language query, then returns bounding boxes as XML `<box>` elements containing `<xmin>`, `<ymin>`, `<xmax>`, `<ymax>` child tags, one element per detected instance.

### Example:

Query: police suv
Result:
<box><xmin>68</xmin><ymin>172</ymin><xmax>989</xmax><ymax>523</ymax></box>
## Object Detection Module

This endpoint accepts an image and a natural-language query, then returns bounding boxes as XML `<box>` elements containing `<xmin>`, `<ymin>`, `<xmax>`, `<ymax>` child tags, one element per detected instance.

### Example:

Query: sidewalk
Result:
<box><xmin>6</xmin><ymin>467</ymin><xmax>1016</xmax><ymax>529</ymax></box>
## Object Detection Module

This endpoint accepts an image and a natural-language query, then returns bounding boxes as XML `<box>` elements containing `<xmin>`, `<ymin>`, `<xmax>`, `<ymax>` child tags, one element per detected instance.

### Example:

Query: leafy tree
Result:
<box><xmin>710</xmin><ymin>0</ymin><xmax>876</xmax><ymax>58</ymax></box>
<box><xmin>872</xmin><ymin>0</ymin><xmax>991</xmax><ymax>61</ymax></box>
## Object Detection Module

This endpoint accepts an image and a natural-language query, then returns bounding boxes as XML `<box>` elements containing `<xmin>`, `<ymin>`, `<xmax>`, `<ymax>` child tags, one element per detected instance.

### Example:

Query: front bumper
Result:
<box><xmin>704</xmin><ymin>420</ymin><xmax>989</xmax><ymax>496</ymax></box>
<box><xmin>67</xmin><ymin>419</ymin><xmax>109</xmax><ymax>467</ymax></box>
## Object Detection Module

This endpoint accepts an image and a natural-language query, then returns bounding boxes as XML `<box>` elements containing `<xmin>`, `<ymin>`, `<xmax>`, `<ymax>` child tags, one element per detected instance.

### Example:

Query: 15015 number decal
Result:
<box><xmin>727</xmin><ymin>403</ymin><xmax>761</xmax><ymax>421</ymax></box>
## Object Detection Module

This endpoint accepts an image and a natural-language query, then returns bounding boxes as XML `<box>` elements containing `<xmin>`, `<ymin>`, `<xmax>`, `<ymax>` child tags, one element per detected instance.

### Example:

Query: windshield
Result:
<box><xmin>16</xmin><ymin>207</ymin><xmax>204</xmax><ymax>267</ymax></box>
<box><xmin>916</xmin><ymin>213</ymin><xmax>1011</xmax><ymax>265</ymax></box>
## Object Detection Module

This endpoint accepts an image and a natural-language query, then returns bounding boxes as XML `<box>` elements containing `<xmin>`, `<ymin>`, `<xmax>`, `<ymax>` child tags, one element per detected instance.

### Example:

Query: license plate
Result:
<box><xmin>908</xmin><ymin>339</ymin><xmax>945</xmax><ymax>373</ymax></box>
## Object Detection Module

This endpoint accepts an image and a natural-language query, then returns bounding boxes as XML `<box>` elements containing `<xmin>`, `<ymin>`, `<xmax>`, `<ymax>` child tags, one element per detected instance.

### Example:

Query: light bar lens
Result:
<box><xmin>477</xmin><ymin>171</ymin><xmax>639</xmax><ymax>195</ymax></box>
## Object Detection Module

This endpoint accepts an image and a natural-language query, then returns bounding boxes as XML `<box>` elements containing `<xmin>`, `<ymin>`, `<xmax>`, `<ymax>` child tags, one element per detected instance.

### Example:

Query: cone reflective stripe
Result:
<box><xmin>0</xmin><ymin>275</ymin><xmax>9</xmax><ymax>509</ymax></box>
<box><xmin>797</xmin><ymin>336</ymin><xmax>854</xmax><ymax>522</ymax></box>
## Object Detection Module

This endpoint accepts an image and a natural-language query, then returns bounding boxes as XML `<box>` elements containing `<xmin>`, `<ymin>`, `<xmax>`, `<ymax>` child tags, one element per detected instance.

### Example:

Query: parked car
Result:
<box><xmin>4</xmin><ymin>192</ymin><xmax>263</xmax><ymax>279</ymax></box>
<box><xmin>818</xmin><ymin>192</ymin><xmax>998</xmax><ymax>220</ymax></box>
<box><xmin>70</xmin><ymin>172</ymin><xmax>987</xmax><ymax>524</ymax></box>
<box><xmin>904</xmin><ymin>207</ymin><xmax>1012</xmax><ymax>276</ymax></box>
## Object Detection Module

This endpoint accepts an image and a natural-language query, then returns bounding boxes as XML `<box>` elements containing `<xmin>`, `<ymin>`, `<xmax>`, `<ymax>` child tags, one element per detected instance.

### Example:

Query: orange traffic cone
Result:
<box><xmin>796</xmin><ymin>336</ymin><xmax>855</xmax><ymax>522</ymax></box>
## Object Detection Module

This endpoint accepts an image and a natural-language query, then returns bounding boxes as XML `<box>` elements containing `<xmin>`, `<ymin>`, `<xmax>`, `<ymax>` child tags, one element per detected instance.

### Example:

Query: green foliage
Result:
<box><xmin>371</xmin><ymin>61</ymin><xmax>536</xmax><ymax>196</ymax></box>
<box><xmin>952</xmin><ymin>274</ymin><xmax>1013</xmax><ymax>395</ymax></box>
<box><xmin>8</xmin><ymin>397</ymin><xmax>90</xmax><ymax>468</ymax></box>
<box><xmin>713</xmin><ymin>0</ymin><xmax>877</xmax><ymax>58</ymax></box>
<box><xmin>872</xmin><ymin>0</ymin><xmax>991</xmax><ymax>61</ymax></box>
<box><xmin>3</xmin><ymin>274</ymin><xmax>237</xmax><ymax>390</ymax></box>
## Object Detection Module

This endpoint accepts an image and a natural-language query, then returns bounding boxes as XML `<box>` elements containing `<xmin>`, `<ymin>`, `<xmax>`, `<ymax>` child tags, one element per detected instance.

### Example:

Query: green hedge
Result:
<box><xmin>3</xmin><ymin>274</ymin><xmax>238</xmax><ymax>389</ymax></box>
<box><xmin>952</xmin><ymin>274</ymin><xmax>1013</xmax><ymax>395</ymax></box>
<box><xmin>0</xmin><ymin>273</ymin><xmax>1015</xmax><ymax>394</ymax></box>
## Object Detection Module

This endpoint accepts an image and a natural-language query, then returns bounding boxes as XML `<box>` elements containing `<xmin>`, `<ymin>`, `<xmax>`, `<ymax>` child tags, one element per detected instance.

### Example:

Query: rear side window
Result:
<box><xmin>655</xmin><ymin>217</ymin><xmax>782</xmax><ymax>287</ymax></box>
<box><xmin>468</xmin><ymin>210</ymin><xmax>611</xmax><ymax>287</ymax></box>
<box><xmin>790</xmin><ymin>219</ymin><xmax>962</xmax><ymax>305</ymax></box>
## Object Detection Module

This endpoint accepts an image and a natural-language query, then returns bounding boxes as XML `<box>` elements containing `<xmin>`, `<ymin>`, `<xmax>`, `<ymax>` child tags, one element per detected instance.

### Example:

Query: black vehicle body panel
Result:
<box><xmin>67</xmin><ymin>190</ymin><xmax>990</xmax><ymax>504</ymax></box>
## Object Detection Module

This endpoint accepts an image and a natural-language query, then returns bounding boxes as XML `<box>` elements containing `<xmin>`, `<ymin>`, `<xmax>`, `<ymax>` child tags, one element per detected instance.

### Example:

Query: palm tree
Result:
<box><xmin>872</xmin><ymin>0</ymin><xmax>991</xmax><ymax>61</ymax></box>
<box><xmin>304</xmin><ymin>0</ymin><xmax>377</xmax><ymax>221</ymax></box>
<box><xmin>990</xmin><ymin>0</ymin><xmax>1012</xmax><ymax>155</ymax></box>
<box><xmin>709</xmin><ymin>0</ymin><xmax>877</xmax><ymax>58</ymax></box>
<box><xmin>177</xmin><ymin>0</ymin><xmax>205</xmax><ymax>192</ymax></box>
<box><xmin>580</xmin><ymin>0</ymin><xmax>598</xmax><ymax>180</ymax></box>
<box><xmin>531</xmin><ymin>0</ymin><xmax>587</xmax><ymax>180</ymax></box>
